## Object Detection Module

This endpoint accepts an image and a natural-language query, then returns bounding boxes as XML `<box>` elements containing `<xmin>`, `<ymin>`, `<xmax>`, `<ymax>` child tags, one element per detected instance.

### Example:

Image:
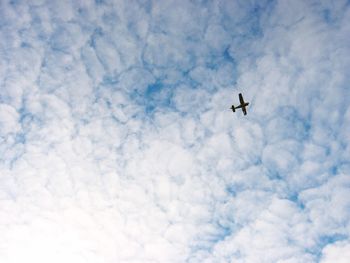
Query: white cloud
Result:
<box><xmin>0</xmin><ymin>104</ymin><xmax>20</xmax><ymax>135</ymax></box>
<box><xmin>320</xmin><ymin>241</ymin><xmax>350</xmax><ymax>263</ymax></box>
<box><xmin>0</xmin><ymin>0</ymin><xmax>349</xmax><ymax>262</ymax></box>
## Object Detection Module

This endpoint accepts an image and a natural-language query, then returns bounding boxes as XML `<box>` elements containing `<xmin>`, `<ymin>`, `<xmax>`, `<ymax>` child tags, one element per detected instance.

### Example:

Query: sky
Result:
<box><xmin>0</xmin><ymin>0</ymin><xmax>350</xmax><ymax>262</ymax></box>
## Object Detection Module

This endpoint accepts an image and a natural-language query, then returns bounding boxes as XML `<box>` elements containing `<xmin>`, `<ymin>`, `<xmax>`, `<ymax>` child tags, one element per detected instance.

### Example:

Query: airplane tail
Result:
<box><xmin>231</xmin><ymin>105</ymin><xmax>235</xmax><ymax>112</ymax></box>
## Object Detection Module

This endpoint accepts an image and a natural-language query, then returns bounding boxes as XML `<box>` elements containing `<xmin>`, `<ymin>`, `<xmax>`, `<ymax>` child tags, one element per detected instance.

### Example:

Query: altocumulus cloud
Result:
<box><xmin>0</xmin><ymin>0</ymin><xmax>349</xmax><ymax>262</ymax></box>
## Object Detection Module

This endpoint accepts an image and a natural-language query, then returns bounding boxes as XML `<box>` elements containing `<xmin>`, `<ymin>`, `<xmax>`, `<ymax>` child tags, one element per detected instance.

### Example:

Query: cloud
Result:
<box><xmin>0</xmin><ymin>0</ymin><xmax>349</xmax><ymax>262</ymax></box>
<box><xmin>320</xmin><ymin>241</ymin><xmax>350</xmax><ymax>263</ymax></box>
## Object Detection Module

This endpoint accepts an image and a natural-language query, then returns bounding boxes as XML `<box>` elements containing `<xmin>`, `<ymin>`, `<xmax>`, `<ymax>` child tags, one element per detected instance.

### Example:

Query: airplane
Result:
<box><xmin>230</xmin><ymin>93</ymin><xmax>249</xmax><ymax>115</ymax></box>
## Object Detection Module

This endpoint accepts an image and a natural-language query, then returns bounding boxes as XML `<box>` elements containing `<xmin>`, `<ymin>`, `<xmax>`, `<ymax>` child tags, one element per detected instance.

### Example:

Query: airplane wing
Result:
<box><xmin>242</xmin><ymin>106</ymin><xmax>247</xmax><ymax>115</ymax></box>
<box><xmin>239</xmin><ymin>93</ymin><xmax>245</xmax><ymax>105</ymax></box>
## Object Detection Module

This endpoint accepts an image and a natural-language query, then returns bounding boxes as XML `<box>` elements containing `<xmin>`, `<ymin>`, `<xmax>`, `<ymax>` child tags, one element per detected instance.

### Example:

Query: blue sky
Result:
<box><xmin>0</xmin><ymin>0</ymin><xmax>350</xmax><ymax>262</ymax></box>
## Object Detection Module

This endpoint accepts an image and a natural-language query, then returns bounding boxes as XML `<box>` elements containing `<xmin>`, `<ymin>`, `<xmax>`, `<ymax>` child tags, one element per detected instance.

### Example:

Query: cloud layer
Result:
<box><xmin>0</xmin><ymin>0</ymin><xmax>349</xmax><ymax>262</ymax></box>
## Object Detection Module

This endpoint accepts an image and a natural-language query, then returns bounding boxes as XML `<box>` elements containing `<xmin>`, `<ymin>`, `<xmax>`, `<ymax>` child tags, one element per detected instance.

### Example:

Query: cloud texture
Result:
<box><xmin>0</xmin><ymin>0</ymin><xmax>349</xmax><ymax>262</ymax></box>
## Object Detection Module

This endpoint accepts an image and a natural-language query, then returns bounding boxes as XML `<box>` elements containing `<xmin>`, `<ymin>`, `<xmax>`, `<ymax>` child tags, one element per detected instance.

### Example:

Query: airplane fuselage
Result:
<box><xmin>234</xmin><ymin>103</ymin><xmax>249</xmax><ymax>109</ymax></box>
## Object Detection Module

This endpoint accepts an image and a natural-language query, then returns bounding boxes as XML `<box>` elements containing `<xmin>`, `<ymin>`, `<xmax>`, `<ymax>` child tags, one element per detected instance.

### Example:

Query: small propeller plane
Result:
<box><xmin>230</xmin><ymin>93</ymin><xmax>249</xmax><ymax>115</ymax></box>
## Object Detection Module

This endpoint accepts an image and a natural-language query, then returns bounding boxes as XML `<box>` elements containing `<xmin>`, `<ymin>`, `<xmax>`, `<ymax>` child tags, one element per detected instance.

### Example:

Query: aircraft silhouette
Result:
<box><xmin>231</xmin><ymin>93</ymin><xmax>249</xmax><ymax>115</ymax></box>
